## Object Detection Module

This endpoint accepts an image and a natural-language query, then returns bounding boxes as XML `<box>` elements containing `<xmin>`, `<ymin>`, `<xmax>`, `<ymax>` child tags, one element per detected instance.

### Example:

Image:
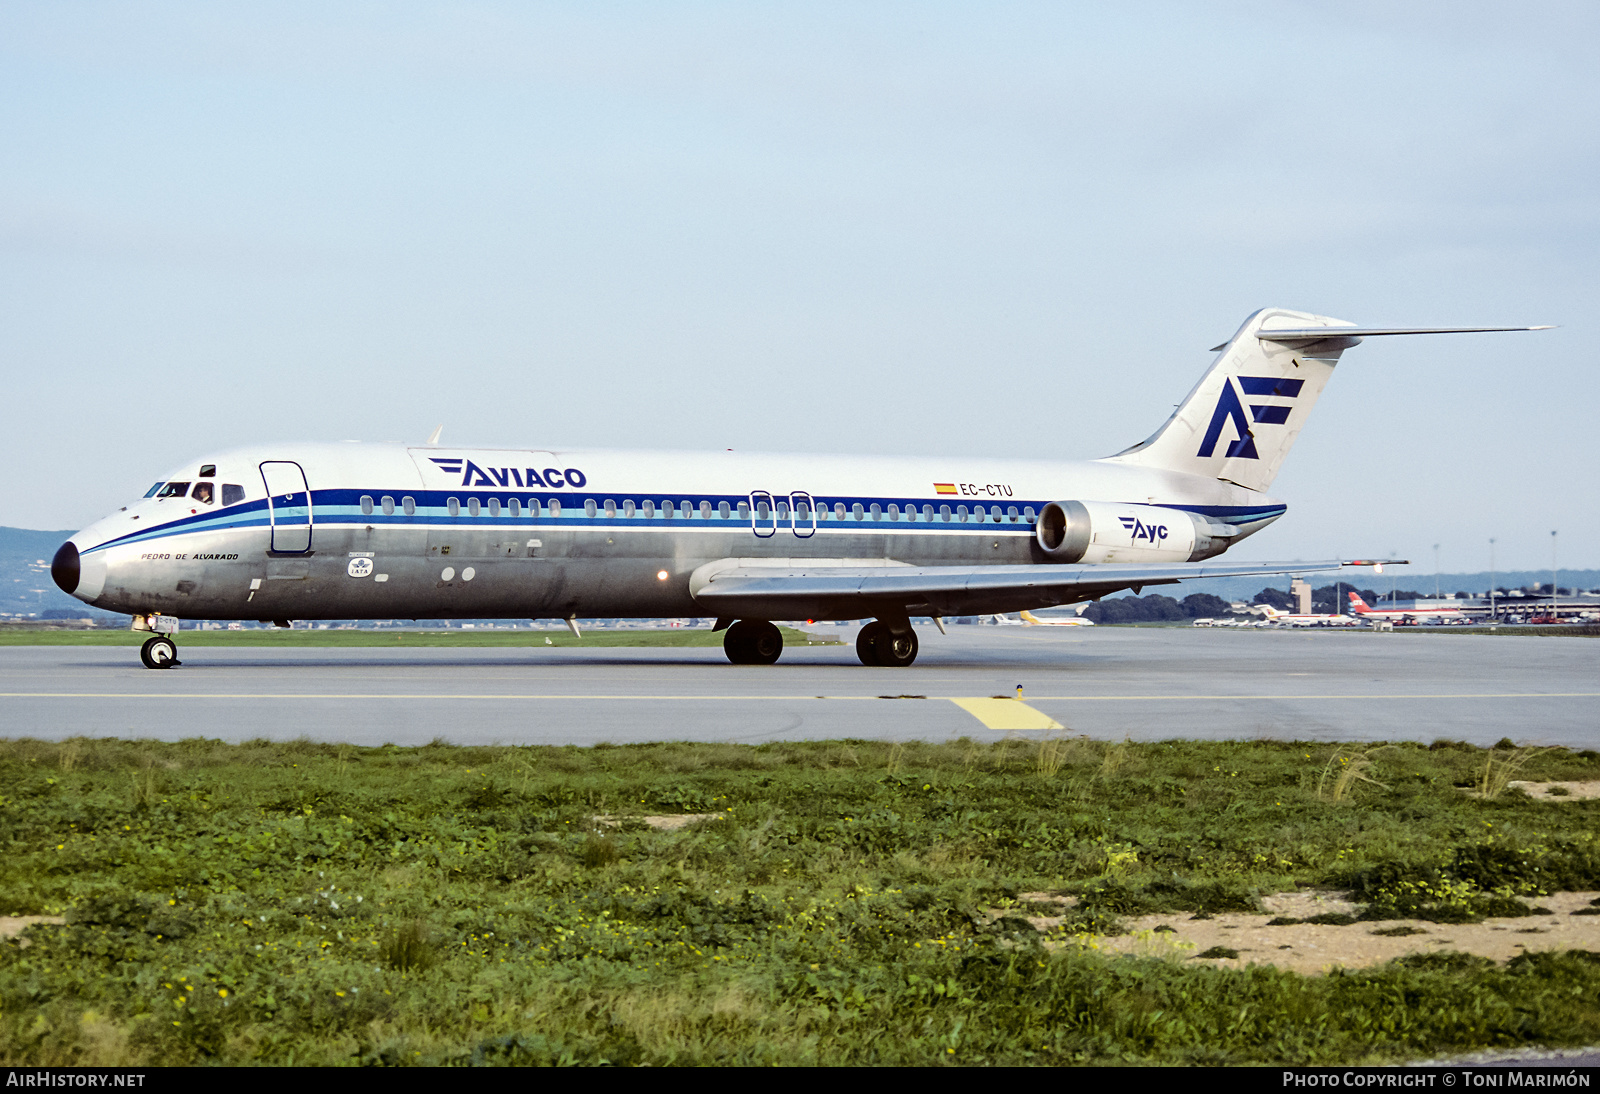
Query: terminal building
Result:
<box><xmin>1390</xmin><ymin>593</ymin><xmax>1600</xmax><ymax>622</ymax></box>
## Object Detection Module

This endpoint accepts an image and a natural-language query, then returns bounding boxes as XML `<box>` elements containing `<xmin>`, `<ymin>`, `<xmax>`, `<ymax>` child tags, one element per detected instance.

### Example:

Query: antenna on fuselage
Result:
<box><xmin>426</xmin><ymin>424</ymin><xmax>443</xmax><ymax>446</ymax></box>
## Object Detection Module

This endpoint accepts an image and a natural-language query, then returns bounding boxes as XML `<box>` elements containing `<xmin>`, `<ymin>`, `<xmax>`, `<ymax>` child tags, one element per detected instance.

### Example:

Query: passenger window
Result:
<box><xmin>144</xmin><ymin>483</ymin><xmax>165</xmax><ymax>498</ymax></box>
<box><xmin>525</xmin><ymin>499</ymin><xmax>539</xmax><ymax>517</ymax></box>
<box><xmin>623</xmin><ymin>500</ymin><xmax>635</xmax><ymax>517</ymax></box>
<box><xmin>777</xmin><ymin>500</ymin><xmax>790</xmax><ymax>519</ymax></box>
<box><xmin>1023</xmin><ymin>506</ymin><xmax>1036</xmax><ymax>523</ymax></box>
<box><xmin>447</xmin><ymin>497</ymin><xmax>460</xmax><ymax>517</ymax></box>
<box><xmin>223</xmin><ymin>484</ymin><xmax>246</xmax><ymax>506</ymax></box>
<box><xmin>604</xmin><ymin>499</ymin><xmax>617</xmax><ymax>518</ymax></box>
<box><xmin>381</xmin><ymin>495</ymin><xmax>395</xmax><ymax>515</ymax></box>
<box><xmin>739</xmin><ymin>501</ymin><xmax>751</xmax><ymax>519</ymax></box>
<box><xmin>585</xmin><ymin>499</ymin><xmax>597</xmax><ymax>518</ymax></box>
<box><xmin>888</xmin><ymin>504</ymin><xmax>899</xmax><ymax>521</ymax></box>
<box><xmin>834</xmin><ymin>502</ymin><xmax>846</xmax><ymax>519</ymax></box>
<box><xmin>661</xmin><ymin>500</ymin><xmax>673</xmax><ymax>518</ymax></box>
<box><xmin>360</xmin><ymin>495</ymin><xmax>374</xmax><ymax>515</ymax></box>
<box><xmin>852</xmin><ymin>503</ymin><xmax>864</xmax><ymax>520</ymax></box>
<box><xmin>922</xmin><ymin>504</ymin><xmax>934</xmax><ymax>520</ymax></box>
<box><xmin>971</xmin><ymin>505</ymin><xmax>983</xmax><ymax>520</ymax></box>
<box><xmin>957</xmin><ymin>505</ymin><xmax>969</xmax><ymax>522</ymax></box>
<box><xmin>699</xmin><ymin>500</ymin><xmax>712</xmax><ymax>519</ymax></box>
<box><xmin>939</xmin><ymin>504</ymin><xmax>951</xmax><ymax>522</ymax></box>
<box><xmin>467</xmin><ymin>498</ymin><xmax>480</xmax><ymax>517</ymax></box>
<box><xmin>642</xmin><ymin>499</ymin><xmax>655</xmax><ymax>517</ymax></box>
<box><xmin>157</xmin><ymin>482</ymin><xmax>190</xmax><ymax>499</ymax></box>
<box><xmin>1007</xmin><ymin>505</ymin><xmax>1019</xmax><ymax>522</ymax></box>
<box><xmin>488</xmin><ymin>498</ymin><xmax>501</xmax><ymax>517</ymax></box>
<box><xmin>402</xmin><ymin>496</ymin><xmax>416</xmax><ymax>516</ymax></box>
<box><xmin>549</xmin><ymin>499</ymin><xmax>561</xmax><ymax>517</ymax></box>
<box><xmin>869</xmin><ymin>503</ymin><xmax>881</xmax><ymax>520</ymax></box>
<box><xmin>507</xmin><ymin>498</ymin><xmax>519</xmax><ymax>517</ymax></box>
<box><xmin>717</xmin><ymin>500</ymin><xmax>731</xmax><ymax>519</ymax></box>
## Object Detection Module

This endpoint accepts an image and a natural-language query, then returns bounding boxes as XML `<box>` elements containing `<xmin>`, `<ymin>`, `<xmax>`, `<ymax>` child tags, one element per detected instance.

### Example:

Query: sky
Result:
<box><xmin>2</xmin><ymin>1</ymin><xmax>1596</xmax><ymax>573</ymax></box>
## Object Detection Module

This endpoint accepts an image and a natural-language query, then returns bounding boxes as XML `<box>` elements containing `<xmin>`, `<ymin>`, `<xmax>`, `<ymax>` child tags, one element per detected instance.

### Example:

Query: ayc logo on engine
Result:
<box><xmin>1196</xmin><ymin>375</ymin><xmax>1304</xmax><ymax>460</ymax></box>
<box><xmin>1119</xmin><ymin>516</ymin><xmax>1168</xmax><ymax>542</ymax></box>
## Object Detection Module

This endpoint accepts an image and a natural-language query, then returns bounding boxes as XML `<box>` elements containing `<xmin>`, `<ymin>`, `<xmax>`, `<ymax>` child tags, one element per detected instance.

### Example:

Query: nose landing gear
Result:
<box><xmin>133</xmin><ymin>614</ymin><xmax>182</xmax><ymax>669</ymax></box>
<box><xmin>139</xmin><ymin>635</ymin><xmax>180</xmax><ymax>669</ymax></box>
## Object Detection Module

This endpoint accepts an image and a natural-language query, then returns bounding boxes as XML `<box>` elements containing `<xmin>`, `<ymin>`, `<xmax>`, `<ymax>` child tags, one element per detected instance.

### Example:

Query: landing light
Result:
<box><xmin>656</xmin><ymin>570</ymin><xmax>669</xmax><ymax>581</ymax></box>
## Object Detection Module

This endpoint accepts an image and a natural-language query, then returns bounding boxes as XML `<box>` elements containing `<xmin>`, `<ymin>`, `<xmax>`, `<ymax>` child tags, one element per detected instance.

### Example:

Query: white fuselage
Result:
<box><xmin>61</xmin><ymin>442</ymin><xmax>1285</xmax><ymax>623</ymax></box>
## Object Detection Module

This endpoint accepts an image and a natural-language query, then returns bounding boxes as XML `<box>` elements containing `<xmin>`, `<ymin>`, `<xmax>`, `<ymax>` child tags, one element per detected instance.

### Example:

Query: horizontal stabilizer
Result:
<box><xmin>1254</xmin><ymin>325</ymin><xmax>1552</xmax><ymax>343</ymax></box>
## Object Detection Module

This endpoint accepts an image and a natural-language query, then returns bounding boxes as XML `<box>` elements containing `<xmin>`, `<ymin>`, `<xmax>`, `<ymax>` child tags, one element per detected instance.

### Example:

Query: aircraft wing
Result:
<box><xmin>690</xmin><ymin>558</ymin><xmax>1378</xmax><ymax>620</ymax></box>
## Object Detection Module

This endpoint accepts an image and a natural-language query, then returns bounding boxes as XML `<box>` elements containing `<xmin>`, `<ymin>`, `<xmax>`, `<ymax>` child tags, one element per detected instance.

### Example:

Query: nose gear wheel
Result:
<box><xmin>140</xmin><ymin>635</ymin><xmax>180</xmax><ymax>669</ymax></box>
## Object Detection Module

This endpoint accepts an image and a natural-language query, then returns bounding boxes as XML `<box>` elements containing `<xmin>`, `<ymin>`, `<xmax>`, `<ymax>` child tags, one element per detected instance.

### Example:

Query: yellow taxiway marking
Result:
<box><xmin>1</xmin><ymin>692</ymin><xmax>1598</xmax><ymax>701</ymax></box>
<box><xmin>949</xmin><ymin>698</ymin><xmax>1063</xmax><ymax>731</ymax></box>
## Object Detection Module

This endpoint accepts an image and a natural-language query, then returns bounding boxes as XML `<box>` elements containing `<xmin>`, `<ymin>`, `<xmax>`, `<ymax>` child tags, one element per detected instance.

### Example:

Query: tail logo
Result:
<box><xmin>1197</xmin><ymin>376</ymin><xmax>1305</xmax><ymax>459</ymax></box>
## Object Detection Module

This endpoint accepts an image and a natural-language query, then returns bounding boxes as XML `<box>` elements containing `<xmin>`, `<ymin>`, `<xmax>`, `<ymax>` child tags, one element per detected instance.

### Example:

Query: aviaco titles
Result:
<box><xmin>51</xmin><ymin>309</ymin><xmax>1544</xmax><ymax>669</ymax></box>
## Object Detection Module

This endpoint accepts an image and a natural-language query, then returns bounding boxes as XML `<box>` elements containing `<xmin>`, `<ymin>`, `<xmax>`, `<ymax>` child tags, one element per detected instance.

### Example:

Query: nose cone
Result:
<box><xmin>51</xmin><ymin>541</ymin><xmax>80</xmax><ymax>595</ymax></box>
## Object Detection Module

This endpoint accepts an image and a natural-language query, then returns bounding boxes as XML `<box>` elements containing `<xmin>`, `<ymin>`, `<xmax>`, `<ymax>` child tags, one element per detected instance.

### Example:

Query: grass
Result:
<box><xmin>0</xmin><ymin>626</ymin><xmax>828</xmax><ymax>648</ymax></box>
<box><xmin>1316</xmin><ymin>747</ymin><xmax>1390</xmax><ymax>802</ymax></box>
<box><xmin>1386</xmin><ymin>624</ymin><xmax>1600</xmax><ymax>638</ymax></box>
<box><xmin>1478</xmin><ymin>746</ymin><xmax>1550</xmax><ymax>800</ymax></box>
<box><xmin>3</xmin><ymin>735</ymin><xmax>1600</xmax><ymax>1066</ymax></box>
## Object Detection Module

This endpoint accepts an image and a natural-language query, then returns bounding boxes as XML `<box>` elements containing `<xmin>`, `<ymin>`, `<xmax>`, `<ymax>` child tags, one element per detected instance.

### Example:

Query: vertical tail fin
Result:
<box><xmin>1104</xmin><ymin>311</ymin><xmax>1546</xmax><ymax>492</ymax></box>
<box><xmin>1103</xmin><ymin>308</ymin><xmax>1359</xmax><ymax>492</ymax></box>
<box><xmin>1348</xmin><ymin>592</ymin><xmax>1371</xmax><ymax>613</ymax></box>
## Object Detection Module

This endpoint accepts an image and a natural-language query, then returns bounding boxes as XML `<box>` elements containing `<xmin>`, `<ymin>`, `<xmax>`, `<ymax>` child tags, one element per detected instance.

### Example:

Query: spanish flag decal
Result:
<box><xmin>934</xmin><ymin>483</ymin><xmax>958</xmax><ymax>495</ymax></box>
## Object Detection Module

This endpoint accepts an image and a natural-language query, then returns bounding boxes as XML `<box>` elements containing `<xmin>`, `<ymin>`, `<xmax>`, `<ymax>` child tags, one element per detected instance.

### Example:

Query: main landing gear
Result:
<box><xmin>722</xmin><ymin>620</ymin><xmax>784</xmax><ymax>665</ymax></box>
<box><xmin>856</xmin><ymin>620</ymin><xmax>919</xmax><ymax>667</ymax></box>
<box><xmin>718</xmin><ymin>617</ymin><xmax>921</xmax><ymax>667</ymax></box>
<box><xmin>139</xmin><ymin>635</ymin><xmax>180</xmax><ymax>669</ymax></box>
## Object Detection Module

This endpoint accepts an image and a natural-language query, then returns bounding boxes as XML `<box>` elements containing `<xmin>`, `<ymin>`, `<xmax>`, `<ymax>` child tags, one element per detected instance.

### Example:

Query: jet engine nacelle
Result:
<box><xmin>1034</xmin><ymin>500</ymin><xmax>1231</xmax><ymax>564</ymax></box>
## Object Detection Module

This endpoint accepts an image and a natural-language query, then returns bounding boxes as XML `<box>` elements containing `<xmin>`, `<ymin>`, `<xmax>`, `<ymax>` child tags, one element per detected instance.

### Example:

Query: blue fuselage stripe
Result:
<box><xmin>83</xmin><ymin>490</ymin><xmax>1287</xmax><ymax>552</ymax></box>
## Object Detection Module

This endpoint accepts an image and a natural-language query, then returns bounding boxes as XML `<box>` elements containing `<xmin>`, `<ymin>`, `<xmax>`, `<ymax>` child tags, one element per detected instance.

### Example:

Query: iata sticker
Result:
<box><xmin>347</xmin><ymin>558</ymin><xmax>375</xmax><ymax>578</ymax></box>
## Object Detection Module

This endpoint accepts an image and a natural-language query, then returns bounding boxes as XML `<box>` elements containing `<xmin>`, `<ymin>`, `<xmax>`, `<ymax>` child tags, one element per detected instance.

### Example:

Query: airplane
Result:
<box><xmin>1256</xmin><ymin>604</ymin><xmax>1360</xmax><ymax>627</ymax></box>
<box><xmin>1019</xmin><ymin>608</ymin><xmax>1094</xmax><ymax>627</ymax></box>
<box><xmin>49</xmin><ymin>308</ymin><xmax>1543</xmax><ymax>669</ymax></box>
<box><xmin>1346</xmin><ymin>591</ymin><xmax>1471</xmax><ymax>625</ymax></box>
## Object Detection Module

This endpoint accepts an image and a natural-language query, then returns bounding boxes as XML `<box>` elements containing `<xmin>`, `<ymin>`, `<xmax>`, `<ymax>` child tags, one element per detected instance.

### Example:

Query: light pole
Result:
<box><xmin>1433</xmin><ymin>543</ymin><xmax>1440</xmax><ymax>599</ymax></box>
<box><xmin>1489</xmin><ymin>538</ymin><xmax>1497</xmax><ymax>622</ymax></box>
<box><xmin>1552</xmin><ymin>530</ymin><xmax>1559</xmax><ymax>623</ymax></box>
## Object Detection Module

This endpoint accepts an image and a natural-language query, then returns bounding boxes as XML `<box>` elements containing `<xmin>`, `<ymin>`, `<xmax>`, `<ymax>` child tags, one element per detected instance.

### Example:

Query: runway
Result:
<box><xmin>1</xmin><ymin>626</ymin><xmax>1596</xmax><ymax>748</ymax></box>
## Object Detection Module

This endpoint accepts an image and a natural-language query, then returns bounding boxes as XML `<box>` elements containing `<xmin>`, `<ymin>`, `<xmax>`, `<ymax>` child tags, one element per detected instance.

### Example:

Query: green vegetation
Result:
<box><xmin>0</xmin><ymin>626</ymin><xmax>828</xmax><ymax>648</ymax></box>
<box><xmin>4</xmin><ymin>735</ymin><xmax>1600</xmax><ymax>1066</ymax></box>
<box><xmin>1390</xmin><ymin>624</ymin><xmax>1600</xmax><ymax>638</ymax></box>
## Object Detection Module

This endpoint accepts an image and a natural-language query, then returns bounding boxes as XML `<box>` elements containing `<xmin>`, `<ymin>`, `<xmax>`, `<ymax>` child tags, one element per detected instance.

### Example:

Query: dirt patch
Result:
<box><xmin>1508</xmin><ymin>780</ymin><xmax>1600</xmax><ymax>801</ymax></box>
<box><xmin>593</xmin><ymin>814</ymin><xmax>723</xmax><ymax>831</ymax></box>
<box><xmin>1027</xmin><ymin>891</ymin><xmax>1600</xmax><ymax>975</ymax></box>
<box><xmin>1</xmin><ymin>915</ymin><xmax>65</xmax><ymax>947</ymax></box>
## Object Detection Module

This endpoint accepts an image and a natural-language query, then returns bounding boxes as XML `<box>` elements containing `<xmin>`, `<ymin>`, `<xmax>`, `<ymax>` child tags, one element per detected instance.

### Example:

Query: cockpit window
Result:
<box><xmin>222</xmin><ymin>484</ymin><xmax>246</xmax><ymax>506</ymax></box>
<box><xmin>191</xmin><ymin>482</ymin><xmax>215</xmax><ymax>506</ymax></box>
<box><xmin>144</xmin><ymin>483</ymin><xmax>165</xmax><ymax>498</ymax></box>
<box><xmin>198</xmin><ymin>465</ymin><xmax>216</xmax><ymax>478</ymax></box>
<box><xmin>156</xmin><ymin>482</ymin><xmax>191</xmax><ymax>499</ymax></box>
